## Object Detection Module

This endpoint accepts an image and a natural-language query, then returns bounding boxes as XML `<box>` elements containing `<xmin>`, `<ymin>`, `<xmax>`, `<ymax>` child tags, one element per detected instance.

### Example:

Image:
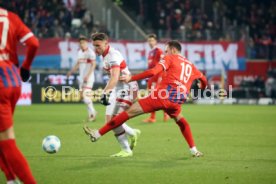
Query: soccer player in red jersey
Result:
<box><xmin>84</xmin><ymin>40</ymin><xmax>207</xmax><ymax>157</ymax></box>
<box><xmin>0</xmin><ymin>7</ymin><xmax>39</xmax><ymax>184</ymax></box>
<box><xmin>143</xmin><ymin>34</ymin><xmax>169</xmax><ymax>123</ymax></box>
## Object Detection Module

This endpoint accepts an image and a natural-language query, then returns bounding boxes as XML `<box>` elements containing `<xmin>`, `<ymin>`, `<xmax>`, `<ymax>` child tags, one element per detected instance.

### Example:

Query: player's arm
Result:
<box><xmin>13</xmin><ymin>12</ymin><xmax>39</xmax><ymax>81</ymax></box>
<box><xmin>194</xmin><ymin>67</ymin><xmax>207</xmax><ymax>90</ymax></box>
<box><xmin>67</xmin><ymin>61</ymin><xmax>80</xmax><ymax>78</ymax></box>
<box><xmin>197</xmin><ymin>74</ymin><xmax>207</xmax><ymax>90</ymax></box>
<box><xmin>84</xmin><ymin>60</ymin><xmax>96</xmax><ymax>82</ymax></box>
<box><xmin>100</xmin><ymin>67</ymin><xmax>120</xmax><ymax>106</ymax></box>
<box><xmin>21</xmin><ymin>36</ymin><xmax>39</xmax><ymax>70</ymax></box>
<box><xmin>20</xmin><ymin>36</ymin><xmax>39</xmax><ymax>82</ymax></box>
<box><xmin>120</xmin><ymin>64</ymin><xmax>164</xmax><ymax>83</ymax></box>
<box><xmin>104</xmin><ymin>67</ymin><xmax>120</xmax><ymax>93</ymax></box>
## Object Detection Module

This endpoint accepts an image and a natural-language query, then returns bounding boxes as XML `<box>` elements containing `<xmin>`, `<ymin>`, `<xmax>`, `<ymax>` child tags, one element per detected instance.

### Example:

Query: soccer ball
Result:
<box><xmin>42</xmin><ymin>135</ymin><xmax>61</xmax><ymax>154</ymax></box>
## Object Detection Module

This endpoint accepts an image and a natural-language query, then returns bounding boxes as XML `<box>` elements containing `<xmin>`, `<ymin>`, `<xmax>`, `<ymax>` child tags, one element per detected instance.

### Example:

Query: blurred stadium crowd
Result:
<box><xmin>122</xmin><ymin>0</ymin><xmax>275</xmax><ymax>60</ymax></box>
<box><xmin>0</xmin><ymin>0</ymin><xmax>108</xmax><ymax>38</ymax></box>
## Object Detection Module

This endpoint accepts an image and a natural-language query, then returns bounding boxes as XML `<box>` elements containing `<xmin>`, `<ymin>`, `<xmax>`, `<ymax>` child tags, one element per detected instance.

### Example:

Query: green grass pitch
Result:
<box><xmin>1</xmin><ymin>104</ymin><xmax>276</xmax><ymax>184</ymax></box>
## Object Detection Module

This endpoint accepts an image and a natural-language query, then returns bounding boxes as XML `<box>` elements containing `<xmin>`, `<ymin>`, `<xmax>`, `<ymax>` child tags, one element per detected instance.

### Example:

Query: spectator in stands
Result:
<box><xmin>0</xmin><ymin>0</ymin><xmax>106</xmax><ymax>39</ymax></box>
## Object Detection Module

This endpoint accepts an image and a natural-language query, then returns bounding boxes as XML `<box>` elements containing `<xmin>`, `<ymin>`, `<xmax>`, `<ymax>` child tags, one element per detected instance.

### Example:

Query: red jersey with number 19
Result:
<box><xmin>157</xmin><ymin>54</ymin><xmax>206</xmax><ymax>103</ymax></box>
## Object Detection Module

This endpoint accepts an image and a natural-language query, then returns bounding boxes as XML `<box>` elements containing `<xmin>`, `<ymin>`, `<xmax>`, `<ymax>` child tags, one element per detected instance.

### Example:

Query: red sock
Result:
<box><xmin>176</xmin><ymin>118</ymin><xmax>195</xmax><ymax>148</ymax></box>
<box><xmin>0</xmin><ymin>139</ymin><xmax>36</xmax><ymax>184</ymax></box>
<box><xmin>150</xmin><ymin>112</ymin><xmax>155</xmax><ymax>119</ymax></box>
<box><xmin>0</xmin><ymin>151</ymin><xmax>16</xmax><ymax>181</ymax></box>
<box><xmin>99</xmin><ymin>111</ymin><xmax>129</xmax><ymax>135</ymax></box>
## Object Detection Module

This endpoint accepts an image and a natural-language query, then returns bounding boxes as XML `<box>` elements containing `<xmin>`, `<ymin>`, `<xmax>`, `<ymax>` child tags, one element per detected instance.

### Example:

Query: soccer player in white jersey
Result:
<box><xmin>67</xmin><ymin>36</ymin><xmax>97</xmax><ymax>121</ymax></box>
<box><xmin>89</xmin><ymin>33</ymin><xmax>140</xmax><ymax>157</ymax></box>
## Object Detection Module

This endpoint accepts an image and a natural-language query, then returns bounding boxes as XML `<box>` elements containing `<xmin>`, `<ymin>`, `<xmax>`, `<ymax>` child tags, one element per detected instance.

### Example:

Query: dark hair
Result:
<box><xmin>79</xmin><ymin>36</ymin><xmax>88</xmax><ymax>42</ymax></box>
<box><xmin>147</xmin><ymin>33</ymin><xmax>158</xmax><ymax>40</ymax></box>
<box><xmin>91</xmin><ymin>33</ymin><xmax>108</xmax><ymax>41</ymax></box>
<box><xmin>166</xmin><ymin>40</ymin><xmax>181</xmax><ymax>52</ymax></box>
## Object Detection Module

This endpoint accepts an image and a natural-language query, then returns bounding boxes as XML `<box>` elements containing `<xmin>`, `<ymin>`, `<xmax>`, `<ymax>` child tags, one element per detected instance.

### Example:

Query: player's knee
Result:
<box><xmin>174</xmin><ymin>114</ymin><xmax>183</xmax><ymax>122</ymax></box>
<box><xmin>83</xmin><ymin>95</ymin><xmax>91</xmax><ymax>104</ymax></box>
<box><xmin>126</xmin><ymin>102</ymin><xmax>143</xmax><ymax>118</ymax></box>
<box><xmin>0</xmin><ymin>127</ymin><xmax>15</xmax><ymax>141</ymax></box>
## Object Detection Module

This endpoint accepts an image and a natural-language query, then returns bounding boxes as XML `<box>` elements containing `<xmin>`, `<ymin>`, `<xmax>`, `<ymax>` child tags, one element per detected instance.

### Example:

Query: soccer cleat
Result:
<box><xmin>110</xmin><ymin>150</ymin><xmax>133</xmax><ymax>158</ymax></box>
<box><xmin>129</xmin><ymin>129</ymin><xmax>141</xmax><ymax>150</ymax></box>
<box><xmin>142</xmin><ymin>117</ymin><xmax>156</xmax><ymax>123</ymax></box>
<box><xmin>87</xmin><ymin>114</ymin><xmax>96</xmax><ymax>122</ymax></box>
<box><xmin>191</xmin><ymin>151</ymin><xmax>204</xmax><ymax>157</ymax></box>
<box><xmin>83</xmin><ymin>124</ymin><xmax>99</xmax><ymax>142</ymax></box>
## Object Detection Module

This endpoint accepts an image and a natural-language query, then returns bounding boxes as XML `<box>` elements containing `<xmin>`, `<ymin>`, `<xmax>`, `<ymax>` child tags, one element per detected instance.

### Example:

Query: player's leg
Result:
<box><xmin>84</xmin><ymin>95</ymin><xmax>162</xmax><ymax>141</ymax></box>
<box><xmin>83</xmin><ymin>88</ymin><xmax>96</xmax><ymax>121</ymax></box>
<box><xmin>0</xmin><ymin>149</ymin><xmax>16</xmax><ymax>183</ymax></box>
<box><xmin>115</xmin><ymin>101</ymin><xmax>141</xmax><ymax>151</ymax></box>
<box><xmin>103</xmin><ymin>91</ymin><xmax>132</xmax><ymax>157</ymax></box>
<box><xmin>0</xmin><ymin>87</ymin><xmax>36</xmax><ymax>183</ymax></box>
<box><xmin>80</xmin><ymin>78</ymin><xmax>96</xmax><ymax>121</ymax></box>
<box><xmin>109</xmin><ymin>101</ymin><xmax>134</xmax><ymax>157</ymax></box>
<box><xmin>170</xmin><ymin>109</ymin><xmax>203</xmax><ymax>157</ymax></box>
<box><xmin>99</xmin><ymin>101</ymin><xmax>145</xmax><ymax>136</ymax></box>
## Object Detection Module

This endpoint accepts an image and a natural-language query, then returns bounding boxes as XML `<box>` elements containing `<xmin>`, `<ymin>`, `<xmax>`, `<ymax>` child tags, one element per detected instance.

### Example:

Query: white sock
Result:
<box><xmin>190</xmin><ymin>146</ymin><xmax>198</xmax><ymax>154</ymax></box>
<box><xmin>95</xmin><ymin>130</ymin><xmax>101</xmax><ymax>139</ymax></box>
<box><xmin>87</xmin><ymin>102</ymin><xmax>96</xmax><ymax>116</ymax></box>
<box><xmin>122</xmin><ymin>123</ymin><xmax>135</xmax><ymax>136</ymax></box>
<box><xmin>116</xmin><ymin>133</ymin><xmax>132</xmax><ymax>153</ymax></box>
<box><xmin>7</xmin><ymin>181</ymin><xmax>18</xmax><ymax>184</ymax></box>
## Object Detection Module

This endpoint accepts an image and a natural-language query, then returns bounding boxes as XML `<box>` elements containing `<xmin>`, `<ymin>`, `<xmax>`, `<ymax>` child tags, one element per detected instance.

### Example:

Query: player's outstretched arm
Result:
<box><xmin>121</xmin><ymin>64</ymin><xmax>164</xmax><ymax>83</ymax></box>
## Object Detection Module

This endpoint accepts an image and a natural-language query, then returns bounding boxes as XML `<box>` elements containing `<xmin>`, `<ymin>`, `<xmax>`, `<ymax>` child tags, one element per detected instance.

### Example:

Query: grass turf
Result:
<box><xmin>1</xmin><ymin>104</ymin><xmax>276</xmax><ymax>184</ymax></box>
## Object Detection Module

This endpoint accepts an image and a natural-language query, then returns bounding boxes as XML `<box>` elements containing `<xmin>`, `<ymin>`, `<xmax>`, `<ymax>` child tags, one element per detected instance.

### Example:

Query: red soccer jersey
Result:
<box><xmin>158</xmin><ymin>54</ymin><xmax>206</xmax><ymax>101</ymax></box>
<box><xmin>0</xmin><ymin>8</ymin><xmax>33</xmax><ymax>66</ymax></box>
<box><xmin>148</xmin><ymin>47</ymin><xmax>163</xmax><ymax>69</ymax></box>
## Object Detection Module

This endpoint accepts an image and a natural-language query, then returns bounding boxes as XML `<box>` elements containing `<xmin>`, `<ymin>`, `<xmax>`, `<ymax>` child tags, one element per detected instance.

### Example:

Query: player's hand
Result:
<box><xmin>120</xmin><ymin>74</ymin><xmax>131</xmax><ymax>83</ymax></box>
<box><xmin>197</xmin><ymin>80</ymin><xmax>202</xmax><ymax>89</ymax></box>
<box><xmin>100</xmin><ymin>93</ymin><xmax>110</xmax><ymax>106</ymax></box>
<box><xmin>20</xmin><ymin>67</ymin><xmax>30</xmax><ymax>82</ymax></box>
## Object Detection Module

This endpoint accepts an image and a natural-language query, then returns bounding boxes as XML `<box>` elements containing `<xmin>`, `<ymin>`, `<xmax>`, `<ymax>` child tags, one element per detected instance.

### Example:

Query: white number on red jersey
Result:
<box><xmin>0</xmin><ymin>17</ymin><xmax>9</xmax><ymax>50</ymax></box>
<box><xmin>180</xmin><ymin>62</ymin><xmax>192</xmax><ymax>83</ymax></box>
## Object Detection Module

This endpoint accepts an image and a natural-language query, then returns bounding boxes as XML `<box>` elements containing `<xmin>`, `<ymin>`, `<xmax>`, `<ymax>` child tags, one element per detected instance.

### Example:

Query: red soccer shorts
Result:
<box><xmin>138</xmin><ymin>90</ymin><xmax>182</xmax><ymax>118</ymax></box>
<box><xmin>0</xmin><ymin>86</ymin><xmax>21</xmax><ymax>131</ymax></box>
<box><xmin>0</xmin><ymin>62</ymin><xmax>22</xmax><ymax>131</ymax></box>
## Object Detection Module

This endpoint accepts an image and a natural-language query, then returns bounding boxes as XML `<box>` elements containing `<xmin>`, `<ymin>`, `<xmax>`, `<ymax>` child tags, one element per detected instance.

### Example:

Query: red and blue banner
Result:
<box><xmin>18</xmin><ymin>39</ymin><xmax>246</xmax><ymax>71</ymax></box>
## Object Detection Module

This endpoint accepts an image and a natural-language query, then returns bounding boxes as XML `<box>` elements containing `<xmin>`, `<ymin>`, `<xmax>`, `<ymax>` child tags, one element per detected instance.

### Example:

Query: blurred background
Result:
<box><xmin>0</xmin><ymin>0</ymin><xmax>275</xmax><ymax>105</ymax></box>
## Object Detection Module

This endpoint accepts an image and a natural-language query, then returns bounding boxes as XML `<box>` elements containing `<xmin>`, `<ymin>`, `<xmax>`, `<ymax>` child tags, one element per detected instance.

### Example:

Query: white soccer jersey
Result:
<box><xmin>103</xmin><ymin>46</ymin><xmax>139</xmax><ymax>115</ymax></box>
<box><xmin>77</xmin><ymin>47</ymin><xmax>96</xmax><ymax>88</ymax></box>
<box><xmin>102</xmin><ymin>46</ymin><xmax>131</xmax><ymax>90</ymax></box>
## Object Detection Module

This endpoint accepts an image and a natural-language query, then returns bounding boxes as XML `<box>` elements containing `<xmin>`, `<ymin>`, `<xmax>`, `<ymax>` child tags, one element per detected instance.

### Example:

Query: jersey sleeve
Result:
<box><xmin>109</xmin><ymin>52</ymin><xmax>121</xmax><ymax>68</ymax></box>
<box><xmin>158</xmin><ymin>55</ymin><xmax>171</xmax><ymax>71</ymax></box>
<box><xmin>12</xmin><ymin>14</ymin><xmax>34</xmax><ymax>44</ymax></box>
